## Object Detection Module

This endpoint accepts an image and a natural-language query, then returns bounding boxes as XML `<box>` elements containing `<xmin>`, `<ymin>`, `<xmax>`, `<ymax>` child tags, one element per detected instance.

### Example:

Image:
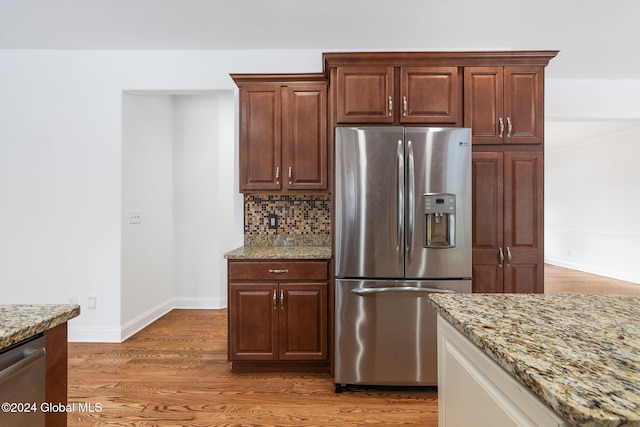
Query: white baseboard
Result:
<box><xmin>67</xmin><ymin>327</ymin><xmax>123</xmax><ymax>343</ymax></box>
<box><xmin>119</xmin><ymin>300</ymin><xmax>175</xmax><ymax>342</ymax></box>
<box><xmin>67</xmin><ymin>297</ymin><xmax>228</xmax><ymax>343</ymax></box>
<box><xmin>172</xmin><ymin>296</ymin><xmax>227</xmax><ymax>309</ymax></box>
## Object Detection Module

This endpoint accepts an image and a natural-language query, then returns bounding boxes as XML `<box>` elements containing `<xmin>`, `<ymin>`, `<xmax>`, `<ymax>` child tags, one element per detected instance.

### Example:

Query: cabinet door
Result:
<box><xmin>400</xmin><ymin>67</ymin><xmax>461</xmax><ymax>125</ymax></box>
<box><xmin>279</xmin><ymin>283</ymin><xmax>328</xmax><ymax>360</ymax></box>
<box><xmin>503</xmin><ymin>151</ymin><xmax>544</xmax><ymax>293</ymax></box>
<box><xmin>472</xmin><ymin>152</ymin><xmax>504</xmax><ymax>293</ymax></box>
<box><xmin>282</xmin><ymin>85</ymin><xmax>328</xmax><ymax>190</ymax></box>
<box><xmin>465</xmin><ymin>67</ymin><xmax>544</xmax><ymax>146</ymax></box>
<box><xmin>464</xmin><ymin>67</ymin><xmax>504</xmax><ymax>145</ymax></box>
<box><xmin>503</xmin><ymin>67</ymin><xmax>544</xmax><ymax>144</ymax></box>
<box><xmin>238</xmin><ymin>85</ymin><xmax>282</xmax><ymax>192</ymax></box>
<box><xmin>336</xmin><ymin>67</ymin><xmax>394</xmax><ymax>123</ymax></box>
<box><xmin>228</xmin><ymin>283</ymin><xmax>279</xmax><ymax>360</ymax></box>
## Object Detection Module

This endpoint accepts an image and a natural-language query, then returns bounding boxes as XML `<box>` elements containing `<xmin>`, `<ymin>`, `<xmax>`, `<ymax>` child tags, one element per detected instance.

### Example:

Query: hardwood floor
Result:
<box><xmin>545</xmin><ymin>264</ymin><xmax>640</xmax><ymax>294</ymax></box>
<box><xmin>67</xmin><ymin>265</ymin><xmax>639</xmax><ymax>426</ymax></box>
<box><xmin>67</xmin><ymin>309</ymin><xmax>438</xmax><ymax>426</ymax></box>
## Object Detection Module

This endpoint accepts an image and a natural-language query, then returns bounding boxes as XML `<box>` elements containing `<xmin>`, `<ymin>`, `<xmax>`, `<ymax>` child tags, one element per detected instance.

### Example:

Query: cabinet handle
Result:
<box><xmin>268</xmin><ymin>269</ymin><xmax>289</xmax><ymax>274</ymax></box>
<box><xmin>280</xmin><ymin>289</ymin><xmax>284</xmax><ymax>310</ymax></box>
<box><xmin>506</xmin><ymin>246</ymin><xmax>512</xmax><ymax>267</ymax></box>
<box><xmin>403</xmin><ymin>96</ymin><xmax>408</xmax><ymax>117</ymax></box>
<box><xmin>498</xmin><ymin>117</ymin><xmax>505</xmax><ymax>138</ymax></box>
<box><xmin>273</xmin><ymin>289</ymin><xmax>277</xmax><ymax>310</ymax></box>
<box><xmin>498</xmin><ymin>247</ymin><xmax>504</xmax><ymax>267</ymax></box>
<box><xmin>388</xmin><ymin>96</ymin><xmax>393</xmax><ymax>116</ymax></box>
<box><xmin>507</xmin><ymin>117</ymin><xmax>513</xmax><ymax>138</ymax></box>
<box><xmin>288</xmin><ymin>166</ymin><xmax>292</xmax><ymax>185</ymax></box>
<box><xmin>275</xmin><ymin>166</ymin><xmax>280</xmax><ymax>185</ymax></box>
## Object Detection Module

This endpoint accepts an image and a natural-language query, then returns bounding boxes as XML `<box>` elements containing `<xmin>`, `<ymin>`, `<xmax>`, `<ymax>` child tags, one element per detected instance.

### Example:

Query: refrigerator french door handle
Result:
<box><xmin>406</xmin><ymin>139</ymin><xmax>415</xmax><ymax>261</ymax></box>
<box><xmin>397</xmin><ymin>139</ymin><xmax>404</xmax><ymax>254</ymax></box>
<box><xmin>351</xmin><ymin>287</ymin><xmax>457</xmax><ymax>296</ymax></box>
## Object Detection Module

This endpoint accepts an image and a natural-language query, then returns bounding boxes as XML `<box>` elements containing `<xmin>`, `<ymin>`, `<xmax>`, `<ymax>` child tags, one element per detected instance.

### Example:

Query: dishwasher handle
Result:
<box><xmin>0</xmin><ymin>347</ymin><xmax>46</xmax><ymax>384</ymax></box>
<box><xmin>351</xmin><ymin>287</ymin><xmax>457</xmax><ymax>296</ymax></box>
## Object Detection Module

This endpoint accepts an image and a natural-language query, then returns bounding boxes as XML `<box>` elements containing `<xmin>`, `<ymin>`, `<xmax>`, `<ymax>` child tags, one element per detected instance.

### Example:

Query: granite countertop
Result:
<box><xmin>224</xmin><ymin>245</ymin><xmax>332</xmax><ymax>260</ymax></box>
<box><xmin>0</xmin><ymin>304</ymin><xmax>81</xmax><ymax>350</ymax></box>
<box><xmin>429</xmin><ymin>294</ymin><xmax>640</xmax><ymax>427</ymax></box>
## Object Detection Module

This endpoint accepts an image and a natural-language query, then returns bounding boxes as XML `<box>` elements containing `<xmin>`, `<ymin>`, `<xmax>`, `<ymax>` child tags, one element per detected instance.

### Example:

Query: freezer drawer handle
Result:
<box><xmin>351</xmin><ymin>287</ymin><xmax>457</xmax><ymax>296</ymax></box>
<box><xmin>268</xmin><ymin>269</ymin><xmax>289</xmax><ymax>274</ymax></box>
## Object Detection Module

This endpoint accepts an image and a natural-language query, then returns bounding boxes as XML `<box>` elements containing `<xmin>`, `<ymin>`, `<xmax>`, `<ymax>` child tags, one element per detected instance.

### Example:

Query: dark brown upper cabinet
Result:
<box><xmin>464</xmin><ymin>66</ymin><xmax>544</xmax><ymax>145</ymax></box>
<box><xmin>232</xmin><ymin>74</ymin><xmax>328</xmax><ymax>193</ymax></box>
<box><xmin>334</xmin><ymin>66</ymin><xmax>461</xmax><ymax>125</ymax></box>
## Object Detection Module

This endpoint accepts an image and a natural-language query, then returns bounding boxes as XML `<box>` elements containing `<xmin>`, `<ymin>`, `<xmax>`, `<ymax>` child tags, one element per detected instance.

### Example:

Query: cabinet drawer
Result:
<box><xmin>228</xmin><ymin>261</ymin><xmax>329</xmax><ymax>281</ymax></box>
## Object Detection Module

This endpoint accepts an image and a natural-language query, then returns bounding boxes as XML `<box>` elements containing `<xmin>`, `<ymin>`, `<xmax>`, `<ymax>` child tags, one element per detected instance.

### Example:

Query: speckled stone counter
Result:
<box><xmin>429</xmin><ymin>294</ymin><xmax>640</xmax><ymax>427</ymax></box>
<box><xmin>224</xmin><ymin>245</ymin><xmax>331</xmax><ymax>260</ymax></box>
<box><xmin>0</xmin><ymin>304</ymin><xmax>80</xmax><ymax>350</ymax></box>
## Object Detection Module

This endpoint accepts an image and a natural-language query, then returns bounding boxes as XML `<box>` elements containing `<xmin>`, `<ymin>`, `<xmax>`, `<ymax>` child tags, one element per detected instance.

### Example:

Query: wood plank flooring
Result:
<box><xmin>545</xmin><ymin>264</ymin><xmax>640</xmax><ymax>294</ymax></box>
<box><xmin>67</xmin><ymin>265</ymin><xmax>639</xmax><ymax>426</ymax></box>
<box><xmin>68</xmin><ymin>309</ymin><xmax>438</xmax><ymax>426</ymax></box>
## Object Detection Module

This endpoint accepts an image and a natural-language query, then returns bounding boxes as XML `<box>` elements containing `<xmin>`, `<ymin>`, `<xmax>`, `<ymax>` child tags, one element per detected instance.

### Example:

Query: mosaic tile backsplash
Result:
<box><xmin>244</xmin><ymin>194</ymin><xmax>331</xmax><ymax>246</ymax></box>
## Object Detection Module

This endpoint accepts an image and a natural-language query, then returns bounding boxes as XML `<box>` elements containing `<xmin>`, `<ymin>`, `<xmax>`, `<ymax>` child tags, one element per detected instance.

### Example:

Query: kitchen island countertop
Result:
<box><xmin>224</xmin><ymin>245</ymin><xmax>331</xmax><ymax>260</ymax></box>
<box><xmin>0</xmin><ymin>304</ymin><xmax>80</xmax><ymax>350</ymax></box>
<box><xmin>428</xmin><ymin>293</ymin><xmax>640</xmax><ymax>427</ymax></box>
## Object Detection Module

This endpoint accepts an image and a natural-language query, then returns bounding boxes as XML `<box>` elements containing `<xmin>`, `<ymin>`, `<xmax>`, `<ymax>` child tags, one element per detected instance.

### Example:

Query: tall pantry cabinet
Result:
<box><xmin>323</xmin><ymin>51</ymin><xmax>557</xmax><ymax>294</ymax></box>
<box><xmin>464</xmin><ymin>61</ymin><xmax>551</xmax><ymax>293</ymax></box>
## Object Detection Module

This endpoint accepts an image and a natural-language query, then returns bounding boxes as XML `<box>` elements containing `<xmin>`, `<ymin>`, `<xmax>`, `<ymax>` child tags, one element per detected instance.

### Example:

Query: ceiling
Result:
<box><xmin>1</xmin><ymin>0</ymin><xmax>640</xmax><ymax>80</ymax></box>
<box><xmin>2</xmin><ymin>0</ymin><xmax>640</xmax><ymax>150</ymax></box>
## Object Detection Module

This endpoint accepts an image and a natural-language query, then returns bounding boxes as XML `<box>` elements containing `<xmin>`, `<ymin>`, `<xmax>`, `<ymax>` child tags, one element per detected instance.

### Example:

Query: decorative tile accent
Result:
<box><xmin>244</xmin><ymin>194</ymin><xmax>331</xmax><ymax>246</ymax></box>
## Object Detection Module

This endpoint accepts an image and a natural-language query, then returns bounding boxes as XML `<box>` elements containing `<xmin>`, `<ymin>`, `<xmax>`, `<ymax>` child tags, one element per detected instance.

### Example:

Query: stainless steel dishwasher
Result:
<box><xmin>0</xmin><ymin>334</ymin><xmax>46</xmax><ymax>427</ymax></box>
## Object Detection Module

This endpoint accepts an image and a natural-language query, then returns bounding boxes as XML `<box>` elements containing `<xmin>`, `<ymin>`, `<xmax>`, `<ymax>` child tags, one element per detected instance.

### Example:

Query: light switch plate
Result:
<box><xmin>129</xmin><ymin>210</ymin><xmax>141</xmax><ymax>224</ymax></box>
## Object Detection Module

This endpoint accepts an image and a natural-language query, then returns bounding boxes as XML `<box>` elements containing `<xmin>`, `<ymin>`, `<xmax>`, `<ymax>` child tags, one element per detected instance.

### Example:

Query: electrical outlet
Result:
<box><xmin>88</xmin><ymin>296</ymin><xmax>97</xmax><ymax>310</ymax></box>
<box><xmin>129</xmin><ymin>210</ymin><xmax>141</xmax><ymax>224</ymax></box>
<box><xmin>268</xmin><ymin>214</ymin><xmax>278</xmax><ymax>229</ymax></box>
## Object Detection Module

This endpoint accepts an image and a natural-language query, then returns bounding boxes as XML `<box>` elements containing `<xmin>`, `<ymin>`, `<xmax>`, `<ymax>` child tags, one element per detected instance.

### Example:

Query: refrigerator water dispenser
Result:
<box><xmin>424</xmin><ymin>193</ymin><xmax>456</xmax><ymax>248</ymax></box>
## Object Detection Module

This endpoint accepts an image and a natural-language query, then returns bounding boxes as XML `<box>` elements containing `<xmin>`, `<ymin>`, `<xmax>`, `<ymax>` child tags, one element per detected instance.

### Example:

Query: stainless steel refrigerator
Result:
<box><xmin>334</xmin><ymin>126</ymin><xmax>472</xmax><ymax>391</ymax></box>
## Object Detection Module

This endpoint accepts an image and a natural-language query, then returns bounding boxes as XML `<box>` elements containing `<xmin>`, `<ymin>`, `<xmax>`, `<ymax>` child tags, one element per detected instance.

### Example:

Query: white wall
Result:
<box><xmin>544</xmin><ymin>79</ymin><xmax>640</xmax><ymax>284</ymax></box>
<box><xmin>0</xmin><ymin>49</ymin><xmax>320</xmax><ymax>342</ymax></box>
<box><xmin>545</xmin><ymin>125</ymin><xmax>640</xmax><ymax>284</ymax></box>
<box><xmin>172</xmin><ymin>92</ymin><xmax>238</xmax><ymax>308</ymax></box>
<box><xmin>119</xmin><ymin>92</ymin><xmax>237</xmax><ymax>341</ymax></box>
<box><xmin>121</xmin><ymin>93</ymin><xmax>174</xmax><ymax>340</ymax></box>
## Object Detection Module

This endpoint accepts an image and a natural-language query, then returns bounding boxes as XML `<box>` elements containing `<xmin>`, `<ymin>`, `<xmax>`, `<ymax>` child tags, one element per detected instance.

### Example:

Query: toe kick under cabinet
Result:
<box><xmin>227</xmin><ymin>260</ymin><xmax>329</xmax><ymax>372</ymax></box>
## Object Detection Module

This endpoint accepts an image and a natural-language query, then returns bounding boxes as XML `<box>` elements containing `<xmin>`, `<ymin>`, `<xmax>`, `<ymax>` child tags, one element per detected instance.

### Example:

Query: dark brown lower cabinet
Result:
<box><xmin>472</xmin><ymin>151</ymin><xmax>544</xmax><ymax>293</ymax></box>
<box><xmin>227</xmin><ymin>260</ymin><xmax>329</xmax><ymax>372</ymax></box>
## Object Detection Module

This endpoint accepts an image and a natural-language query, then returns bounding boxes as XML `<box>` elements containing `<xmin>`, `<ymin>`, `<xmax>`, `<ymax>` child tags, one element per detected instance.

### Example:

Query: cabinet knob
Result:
<box><xmin>388</xmin><ymin>96</ymin><xmax>393</xmax><ymax>116</ymax></box>
<box><xmin>507</xmin><ymin>117</ymin><xmax>513</xmax><ymax>138</ymax></box>
<box><xmin>273</xmin><ymin>289</ymin><xmax>277</xmax><ymax>310</ymax></box>
<box><xmin>506</xmin><ymin>246</ymin><xmax>512</xmax><ymax>267</ymax></box>
<box><xmin>288</xmin><ymin>166</ymin><xmax>292</xmax><ymax>185</ymax></box>
<box><xmin>275</xmin><ymin>166</ymin><xmax>280</xmax><ymax>185</ymax></box>
<box><xmin>498</xmin><ymin>118</ymin><xmax>505</xmax><ymax>138</ymax></box>
<box><xmin>498</xmin><ymin>247</ymin><xmax>504</xmax><ymax>267</ymax></box>
<box><xmin>268</xmin><ymin>269</ymin><xmax>289</xmax><ymax>274</ymax></box>
<box><xmin>403</xmin><ymin>96</ymin><xmax>408</xmax><ymax>117</ymax></box>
